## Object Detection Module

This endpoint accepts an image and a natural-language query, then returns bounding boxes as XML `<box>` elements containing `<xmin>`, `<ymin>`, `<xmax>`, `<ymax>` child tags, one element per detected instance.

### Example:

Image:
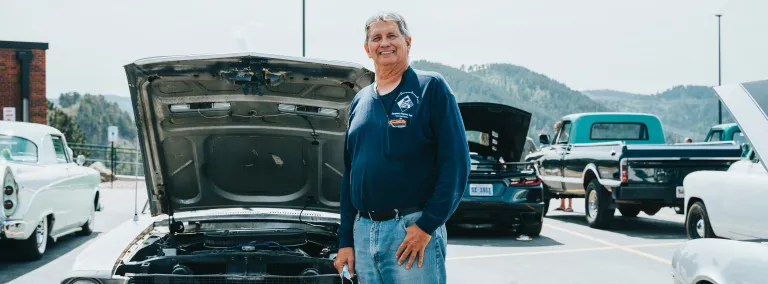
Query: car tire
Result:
<box><xmin>686</xmin><ymin>201</ymin><xmax>714</xmax><ymax>239</ymax></box>
<box><xmin>585</xmin><ymin>179</ymin><xmax>614</xmax><ymax>229</ymax></box>
<box><xmin>618</xmin><ymin>206</ymin><xmax>640</xmax><ymax>217</ymax></box>
<box><xmin>77</xmin><ymin>205</ymin><xmax>95</xmax><ymax>236</ymax></box>
<box><xmin>18</xmin><ymin>216</ymin><xmax>48</xmax><ymax>261</ymax></box>
<box><xmin>521</xmin><ymin>214</ymin><xmax>543</xmax><ymax>237</ymax></box>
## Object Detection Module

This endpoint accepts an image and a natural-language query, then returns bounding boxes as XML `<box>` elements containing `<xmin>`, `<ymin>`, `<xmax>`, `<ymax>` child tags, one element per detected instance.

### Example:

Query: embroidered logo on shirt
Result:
<box><xmin>397</xmin><ymin>96</ymin><xmax>414</xmax><ymax>112</ymax></box>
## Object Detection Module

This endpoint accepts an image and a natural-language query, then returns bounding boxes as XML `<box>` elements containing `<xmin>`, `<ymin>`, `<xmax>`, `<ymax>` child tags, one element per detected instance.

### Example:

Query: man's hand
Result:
<box><xmin>333</xmin><ymin>247</ymin><xmax>355</xmax><ymax>278</ymax></box>
<box><xmin>395</xmin><ymin>224</ymin><xmax>432</xmax><ymax>269</ymax></box>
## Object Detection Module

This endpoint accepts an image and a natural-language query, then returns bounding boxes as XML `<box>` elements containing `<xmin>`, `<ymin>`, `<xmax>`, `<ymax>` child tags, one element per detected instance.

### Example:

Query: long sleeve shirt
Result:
<box><xmin>338</xmin><ymin>66</ymin><xmax>471</xmax><ymax>248</ymax></box>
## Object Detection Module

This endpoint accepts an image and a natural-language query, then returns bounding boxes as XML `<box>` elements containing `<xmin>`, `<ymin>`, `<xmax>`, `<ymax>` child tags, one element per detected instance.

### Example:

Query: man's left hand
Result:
<box><xmin>395</xmin><ymin>224</ymin><xmax>431</xmax><ymax>269</ymax></box>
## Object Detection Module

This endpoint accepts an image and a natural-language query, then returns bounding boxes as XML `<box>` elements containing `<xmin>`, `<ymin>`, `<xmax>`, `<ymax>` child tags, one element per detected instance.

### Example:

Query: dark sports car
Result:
<box><xmin>448</xmin><ymin>102</ymin><xmax>545</xmax><ymax>236</ymax></box>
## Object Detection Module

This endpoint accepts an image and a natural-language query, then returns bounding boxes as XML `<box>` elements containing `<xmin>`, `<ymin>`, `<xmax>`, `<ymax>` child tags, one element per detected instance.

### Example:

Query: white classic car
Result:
<box><xmin>672</xmin><ymin>78</ymin><xmax>768</xmax><ymax>283</ymax></box>
<box><xmin>1</xmin><ymin>120</ymin><xmax>101</xmax><ymax>260</ymax></box>
<box><xmin>61</xmin><ymin>53</ymin><xmax>373</xmax><ymax>284</ymax></box>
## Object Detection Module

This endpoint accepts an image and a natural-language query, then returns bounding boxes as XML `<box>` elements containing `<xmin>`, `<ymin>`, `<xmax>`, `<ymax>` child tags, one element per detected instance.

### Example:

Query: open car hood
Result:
<box><xmin>714</xmin><ymin>78</ymin><xmax>768</xmax><ymax>171</ymax></box>
<box><xmin>459</xmin><ymin>102</ymin><xmax>532</xmax><ymax>163</ymax></box>
<box><xmin>124</xmin><ymin>53</ymin><xmax>374</xmax><ymax>217</ymax></box>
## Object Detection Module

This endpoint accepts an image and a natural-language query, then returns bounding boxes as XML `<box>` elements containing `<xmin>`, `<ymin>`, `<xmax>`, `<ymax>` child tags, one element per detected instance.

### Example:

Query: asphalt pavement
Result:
<box><xmin>0</xmin><ymin>182</ymin><xmax>686</xmax><ymax>284</ymax></box>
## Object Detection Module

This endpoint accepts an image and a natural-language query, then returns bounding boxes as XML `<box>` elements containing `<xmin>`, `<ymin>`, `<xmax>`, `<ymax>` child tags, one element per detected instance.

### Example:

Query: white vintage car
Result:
<box><xmin>672</xmin><ymin>78</ymin><xmax>768</xmax><ymax>283</ymax></box>
<box><xmin>61</xmin><ymin>53</ymin><xmax>373</xmax><ymax>284</ymax></box>
<box><xmin>0</xmin><ymin>120</ymin><xmax>101</xmax><ymax>260</ymax></box>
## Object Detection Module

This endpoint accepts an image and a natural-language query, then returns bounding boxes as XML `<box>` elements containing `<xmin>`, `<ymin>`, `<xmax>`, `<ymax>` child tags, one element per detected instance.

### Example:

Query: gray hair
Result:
<box><xmin>364</xmin><ymin>12</ymin><xmax>411</xmax><ymax>43</ymax></box>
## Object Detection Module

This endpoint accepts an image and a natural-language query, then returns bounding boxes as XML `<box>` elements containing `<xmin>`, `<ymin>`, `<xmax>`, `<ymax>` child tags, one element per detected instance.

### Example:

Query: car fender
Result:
<box><xmin>582</xmin><ymin>164</ymin><xmax>620</xmax><ymax>190</ymax></box>
<box><xmin>67</xmin><ymin>214</ymin><xmax>158</xmax><ymax>279</ymax></box>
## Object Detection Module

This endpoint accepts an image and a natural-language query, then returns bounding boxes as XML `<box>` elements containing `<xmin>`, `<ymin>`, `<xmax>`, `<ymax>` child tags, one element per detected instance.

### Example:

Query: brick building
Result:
<box><xmin>0</xmin><ymin>40</ymin><xmax>49</xmax><ymax>124</ymax></box>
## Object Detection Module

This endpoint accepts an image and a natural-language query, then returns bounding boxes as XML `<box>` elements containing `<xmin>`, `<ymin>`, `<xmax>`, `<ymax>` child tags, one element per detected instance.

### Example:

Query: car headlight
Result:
<box><xmin>66</xmin><ymin>278</ymin><xmax>103</xmax><ymax>284</ymax></box>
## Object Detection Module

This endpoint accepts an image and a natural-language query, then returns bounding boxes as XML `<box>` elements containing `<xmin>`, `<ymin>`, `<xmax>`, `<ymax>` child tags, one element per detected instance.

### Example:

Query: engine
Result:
<box><xmin>115</xmin><ymin>222</ymin><xmax>354</xmax><ymax>283</ymax></box>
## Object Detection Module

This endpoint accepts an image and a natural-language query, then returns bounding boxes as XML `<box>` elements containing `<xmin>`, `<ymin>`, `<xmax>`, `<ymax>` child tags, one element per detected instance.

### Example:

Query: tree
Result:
<box><xmin>47</xmin><ymin>100</ymin><xmax>88</xmax><ymax>156</ymax></box>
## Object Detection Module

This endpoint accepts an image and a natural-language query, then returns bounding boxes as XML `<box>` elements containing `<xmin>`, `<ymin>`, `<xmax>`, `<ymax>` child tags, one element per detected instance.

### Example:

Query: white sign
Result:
<box><xmin>108</xmin><ymin>126</ymin><xmax>119</xmax><ymax>142</ymax></box>
<box><xmin>3</xmin><ymin>107</ymin><xmax>15</xmax><ymax>121</ymax></box>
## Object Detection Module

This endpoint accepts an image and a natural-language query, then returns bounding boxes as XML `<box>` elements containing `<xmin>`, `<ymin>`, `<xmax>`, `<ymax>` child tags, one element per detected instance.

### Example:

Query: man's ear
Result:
<box><xmin>405</xmin><ymin>37</ymin><xmax>412</xmax><ymax>51</ymax></box>
<box><xmin>364</xmin><ymin>43</ymin><xmax>372</xmax><ymax>58</ymax></box>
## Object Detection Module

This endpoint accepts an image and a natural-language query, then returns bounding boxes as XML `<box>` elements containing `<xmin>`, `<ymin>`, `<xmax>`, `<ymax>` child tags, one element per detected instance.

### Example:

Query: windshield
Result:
<box><xmin>0</xmin><ymin>134</ymin><xmax>38</xmax><ymax>163</ymax></box>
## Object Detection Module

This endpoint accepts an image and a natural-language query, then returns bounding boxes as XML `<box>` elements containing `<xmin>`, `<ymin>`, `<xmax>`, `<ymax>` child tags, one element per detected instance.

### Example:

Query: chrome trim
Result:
<box><xmin>625</xmin><ymin>157</ymin><xmax>741</xmax><ymax>161</ymax></box>
<box><xmin>1</xmin><ymin>220</ymin><xmax>26</xmax><ymax>239</ymax></box>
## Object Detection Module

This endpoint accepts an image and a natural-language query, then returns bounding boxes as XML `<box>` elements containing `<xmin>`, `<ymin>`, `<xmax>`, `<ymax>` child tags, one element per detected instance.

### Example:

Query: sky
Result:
<box><xmin>1</xmin><ymin>0</ymin><xmax>766</xmax><ymax>99</ymax></box>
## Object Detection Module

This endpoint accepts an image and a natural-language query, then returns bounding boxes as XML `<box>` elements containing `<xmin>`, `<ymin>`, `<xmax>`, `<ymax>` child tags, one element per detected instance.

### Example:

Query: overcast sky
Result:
<box><xmin>1</xmin><ymin>0</ymin><xmax>766</xmax><ymax>98</ymax></box>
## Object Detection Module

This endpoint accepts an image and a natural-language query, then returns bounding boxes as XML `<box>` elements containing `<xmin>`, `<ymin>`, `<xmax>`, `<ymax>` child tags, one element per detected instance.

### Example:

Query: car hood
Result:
<box><xmin>714</xmin><ymin>79</ymin><xmax>768</xmax><ymax>171</ymax></box>
<box><xmin>459</xmin><ymin>102</ymin><xmax>532</xmax><ymax>163</ymax></box>
<box><xmin>124</xmin><ymin>53</ymin><xmax>374</xmax><ymax>217</ymax></box>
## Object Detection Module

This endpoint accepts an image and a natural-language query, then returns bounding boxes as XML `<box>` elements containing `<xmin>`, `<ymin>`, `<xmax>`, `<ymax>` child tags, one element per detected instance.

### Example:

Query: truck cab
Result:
<box><xmin>705</xmin><ymin>123</ymin><xmax>751</xmax><ymax>156</ymax></box>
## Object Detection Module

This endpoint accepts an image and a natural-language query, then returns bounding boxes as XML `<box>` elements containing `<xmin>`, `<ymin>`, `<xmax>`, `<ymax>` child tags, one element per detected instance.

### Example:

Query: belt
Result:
<box><xmin>360</xmin><ymin>207</ymin><xmax>421</xmax><ymax>221</ymax></box>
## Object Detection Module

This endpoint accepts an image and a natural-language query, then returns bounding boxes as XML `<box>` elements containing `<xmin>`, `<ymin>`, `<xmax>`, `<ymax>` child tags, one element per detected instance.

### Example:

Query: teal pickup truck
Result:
<box><xmin>525</xmin><ymin>112</ymin><xmax>744</xmax><ymax>229</ymax></box>
<box><xmin>704</xmin><ymin>123</ymin><xmax>751</xmax><ymax>156</ymax></box>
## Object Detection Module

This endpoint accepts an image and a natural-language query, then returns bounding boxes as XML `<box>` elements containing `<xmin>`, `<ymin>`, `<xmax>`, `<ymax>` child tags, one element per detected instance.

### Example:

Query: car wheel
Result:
<box><xmin>77</xmin><ymin>206</ymin><xmax>95</xmax><ymax>236</ymax></box>
<box><xmin>686</xmin><ymin>201</ymin><xmax>714</xmax><ymax>239</ymax></box>
<box><xmin>618</xmin><ymin>205</ymin><xmax>640</xmax><ymax>217</ymax></box>
<box><xmin>521</xmin><ymin>214</ymin><xmax>543</xmax><ymax>237</ymax></box>
<box><xmin>18</xmin><ymin>217</ymin><xmax>48</xmax><ymax>260</ymax></box>
<box><xmin>585</xmin><ymin>179</ymin><xmax>614</xmax><ymax>229</ymax></box>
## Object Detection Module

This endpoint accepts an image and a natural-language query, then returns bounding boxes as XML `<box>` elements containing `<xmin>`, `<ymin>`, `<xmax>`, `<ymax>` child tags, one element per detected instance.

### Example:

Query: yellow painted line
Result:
<box><xmin>544</xmin><ymin>224</ymin><xmax>673</xmax><ymax>264</ymax></box>
<box><xmin>446</xmin><ymin>241</ymin><xmax>684</xmax><ymax>261</ymax></box>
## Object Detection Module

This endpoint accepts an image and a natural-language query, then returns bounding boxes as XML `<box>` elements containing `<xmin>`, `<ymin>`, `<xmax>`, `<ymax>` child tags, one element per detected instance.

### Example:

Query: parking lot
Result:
<box><xmin>0</xmin><ymin>181</ymin><xmax>685</xmax><ymax>284</ymax></box>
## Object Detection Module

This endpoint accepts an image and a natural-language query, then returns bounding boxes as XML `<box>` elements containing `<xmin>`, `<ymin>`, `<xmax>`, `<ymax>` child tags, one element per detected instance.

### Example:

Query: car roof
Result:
<box><xmin>0</xmin><ymin>121</ymin><xmax>64</xmax><ymax>142</ymax></box>
<box><xmin>561</xmin><ymin>112</ymin><xmax>660</xmax><ymax>122</ymax></box>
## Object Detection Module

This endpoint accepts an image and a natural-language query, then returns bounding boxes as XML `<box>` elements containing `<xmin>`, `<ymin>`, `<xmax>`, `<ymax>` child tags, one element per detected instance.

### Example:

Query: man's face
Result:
<box><xmin>364</xmin><ymin>20</ymin><xmax>411</xmax><ymax>67</ymax></box>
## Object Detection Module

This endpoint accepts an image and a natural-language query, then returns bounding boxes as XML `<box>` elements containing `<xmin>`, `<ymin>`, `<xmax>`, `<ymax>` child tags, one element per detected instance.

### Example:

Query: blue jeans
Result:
<box><xmin>353</xmin><ymin>211</ymin><xmax>448</xmax><ymax>284</ymax></box>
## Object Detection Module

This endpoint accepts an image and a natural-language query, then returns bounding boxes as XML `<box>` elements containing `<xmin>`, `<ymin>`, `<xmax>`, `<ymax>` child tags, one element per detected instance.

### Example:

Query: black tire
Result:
<box><xmin>643</xmin><ymin>206</ymin><xmax>662</xmax><ymax>216</ymax></box>
<box><xmin>585</xmin><ymin>179</ymin><xmax>614</xmax><ymax>229</ymax></box>
<box><xmin>618</xmin><ymin>206</ymin><xmax>640</xmax><ymax>217</ymax></box>
<box><xmin>686</xmin><ymin>201</ymin><xmax>715</xmax><ymax>239</ymax></box>
<box><xmin>521</xmin><ymin>213</ymin><xmax>543</xmax><ymax>237</ymax></box>
<box><xmin>18</xmin><ymin>217</ymin><xmax>48</xmax><ymax>261</ymax></box>
<box><xmin>77</xmin><ymin>201</ymin><xmax>95</xmax><ymax>236</ymax></box>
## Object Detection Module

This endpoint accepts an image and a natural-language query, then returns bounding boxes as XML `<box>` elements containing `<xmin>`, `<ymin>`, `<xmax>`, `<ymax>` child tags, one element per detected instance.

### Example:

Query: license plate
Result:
<box><xmin>469</xmin><ymin>184</ymin><xmax>493</xmax><ymax>196</ymax></box>
<box><xmin>676</xmin><ymin>186</ymin><xmax>684</xmax><ymax>198</ymax></box>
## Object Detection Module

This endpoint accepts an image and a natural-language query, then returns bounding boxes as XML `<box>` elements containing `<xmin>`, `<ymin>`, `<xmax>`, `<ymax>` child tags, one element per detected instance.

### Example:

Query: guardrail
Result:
<box><xmin>68</xmin><ymin>142</ymin><xmax>144</xmax><ymax>177</ymax></box>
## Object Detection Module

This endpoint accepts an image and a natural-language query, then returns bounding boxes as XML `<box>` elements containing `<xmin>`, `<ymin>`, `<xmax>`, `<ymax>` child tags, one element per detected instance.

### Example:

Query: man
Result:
<box><xmin>333</xmin><ymin>12</ymin><xmax>470</xmax><ymax>283</ymax></box>
<box><xmin>551</xmin><ymin>121</ymin><xmax>573</xmax><ymax>212</ymax></box>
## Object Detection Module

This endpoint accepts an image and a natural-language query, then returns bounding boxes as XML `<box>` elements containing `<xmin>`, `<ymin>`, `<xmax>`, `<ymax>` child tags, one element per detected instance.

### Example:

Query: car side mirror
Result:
<box><xmin>76</xmin><ymin>155</ymin><xmax>86</xmax><ymax>166</ymax></box>
<box><xmin>539</xmin><ymin>134</ymin><xmax>550</xmax><ymax>145</ymax></box>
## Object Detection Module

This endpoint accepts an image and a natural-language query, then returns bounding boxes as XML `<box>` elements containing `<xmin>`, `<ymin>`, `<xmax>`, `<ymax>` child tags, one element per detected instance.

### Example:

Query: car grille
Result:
<box><xmin>126</xmin><ymin>274</ymin><xmax>356</xmax><ymax>284</ymax></box>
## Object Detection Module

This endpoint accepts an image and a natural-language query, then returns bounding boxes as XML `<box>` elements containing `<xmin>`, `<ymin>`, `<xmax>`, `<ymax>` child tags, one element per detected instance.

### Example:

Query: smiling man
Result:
<box><xmin>333</xmin><ymin>11</ymin><xmax>471</xmax><ymax>283</ymax></box>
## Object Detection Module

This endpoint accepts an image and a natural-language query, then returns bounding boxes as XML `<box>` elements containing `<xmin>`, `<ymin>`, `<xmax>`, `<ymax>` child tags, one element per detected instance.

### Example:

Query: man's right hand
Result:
<box><xmin>333</xmin><ymin>247</ymin><xmax>355</xmax><ymax>278</ymax></box>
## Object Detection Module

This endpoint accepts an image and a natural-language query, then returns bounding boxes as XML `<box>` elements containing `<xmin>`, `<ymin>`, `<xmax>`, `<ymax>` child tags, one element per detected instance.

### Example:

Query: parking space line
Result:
<box><xmin>447</xmin><ymin>246</ymin><xmax>615</xmax><ymax>261</ymax></box>
<box><xmin>543</xmin><ymin>224</ymin><xmax>673</xmax><ymax>264</ymax></box>
<box><xmin>446</xmin><ymin>242</ymin><xmax>683</xmax><ymax>261</ymax></box>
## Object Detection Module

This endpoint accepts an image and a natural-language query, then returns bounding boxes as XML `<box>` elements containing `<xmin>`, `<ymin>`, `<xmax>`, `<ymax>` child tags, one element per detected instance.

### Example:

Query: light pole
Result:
<box><xmin>302</xmin><ymin>0</ymin><xmax>306</xmax><ymax>57</ymax></box>
<box><xmin>716</xmin><ymin>14</ymin><xmax>722</xmax><ymax>124</ymax></box>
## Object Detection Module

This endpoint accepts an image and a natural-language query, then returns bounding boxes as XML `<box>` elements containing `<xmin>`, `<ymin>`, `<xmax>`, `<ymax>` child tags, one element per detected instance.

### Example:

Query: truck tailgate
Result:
<box><xmin>623</xmin><ymin>142</ymin><xmax>743</xmax><ymax>185</ymax></box>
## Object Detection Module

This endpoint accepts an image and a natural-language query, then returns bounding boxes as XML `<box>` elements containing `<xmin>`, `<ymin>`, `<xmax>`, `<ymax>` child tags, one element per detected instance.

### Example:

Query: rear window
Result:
<box><xmin>590</xmin><ymin>123</ymin><xmax>649</xmax><ymax>140</ymax></box>
<box><xmin>0</xmin><ymin>134</ymin><xmax>38</xmax><ymax>163</ymax></box>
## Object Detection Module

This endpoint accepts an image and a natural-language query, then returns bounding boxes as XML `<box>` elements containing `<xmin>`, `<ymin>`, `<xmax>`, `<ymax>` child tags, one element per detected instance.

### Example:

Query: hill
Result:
<box><xmin>411</xmin><ymin>60</ymin><xmax>728</xmax><ymax>143</ymax></box>
<box><xmin>54</xmin><ymin>92</ymin><xmax>138</xmax><ymax>146</ymax></box>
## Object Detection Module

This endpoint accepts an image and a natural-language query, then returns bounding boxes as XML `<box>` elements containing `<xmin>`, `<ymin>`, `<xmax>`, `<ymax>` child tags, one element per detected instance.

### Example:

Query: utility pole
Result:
<box><xmin>302</xmin><ymin>0</ymin><xmax>306</xmax><ymax>57</ymax></box>
<box><xmin>716</xmin><ymin>14</ymin><xmax>722</xmax><ymax>124</ymax></box>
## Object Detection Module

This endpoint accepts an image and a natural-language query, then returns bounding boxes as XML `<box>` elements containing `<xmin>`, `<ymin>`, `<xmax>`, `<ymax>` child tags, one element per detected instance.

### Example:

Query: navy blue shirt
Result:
<box><xmin>338</xmin><ymin>66</ymin><xmax>471</xmax><ymax>248</ymax></box>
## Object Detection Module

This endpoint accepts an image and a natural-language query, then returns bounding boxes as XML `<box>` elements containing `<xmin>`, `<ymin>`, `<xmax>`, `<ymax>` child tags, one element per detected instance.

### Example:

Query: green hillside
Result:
<box><xmin>411</xmin><ymin>60</ymin><xmax>728</xmax><ymax>143</ymax></box>
<box><xmin>55</xmin><ymin>92</ymin><xmax>138</xmax><ymax>146</ymax></box>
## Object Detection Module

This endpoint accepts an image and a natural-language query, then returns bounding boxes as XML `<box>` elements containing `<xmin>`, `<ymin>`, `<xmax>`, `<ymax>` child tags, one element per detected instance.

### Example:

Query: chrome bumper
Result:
<box><xmin>1</xmin><ymin>219</ymin><xmax>26</xmax><ymax>239</ymax></box>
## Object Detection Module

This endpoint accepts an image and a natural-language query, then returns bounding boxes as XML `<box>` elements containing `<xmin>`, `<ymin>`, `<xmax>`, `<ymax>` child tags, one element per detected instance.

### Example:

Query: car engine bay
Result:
<box><xmin>115</xmin><ymin>220</ymin><xmax>353</xmax><ymax>283</ymax></box>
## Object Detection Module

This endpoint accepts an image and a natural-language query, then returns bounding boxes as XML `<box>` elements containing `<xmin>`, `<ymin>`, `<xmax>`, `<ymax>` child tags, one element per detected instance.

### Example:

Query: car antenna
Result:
<box><xmin>133</xmin><ymin>136</ymin><xmax>140</xmax><ymax>222</ymax></box>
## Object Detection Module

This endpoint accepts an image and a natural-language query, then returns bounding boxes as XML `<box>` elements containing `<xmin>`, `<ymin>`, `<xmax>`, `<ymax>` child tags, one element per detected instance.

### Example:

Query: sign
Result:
<box><xmin>3</xmin><ymin>107</ymin><xmax>15</xmax><ymax>121</ymax></box>
<box><xmin>108</xmin><ymin>126</ymin><xmax>119</xmax><ymax>142</ymax></box>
